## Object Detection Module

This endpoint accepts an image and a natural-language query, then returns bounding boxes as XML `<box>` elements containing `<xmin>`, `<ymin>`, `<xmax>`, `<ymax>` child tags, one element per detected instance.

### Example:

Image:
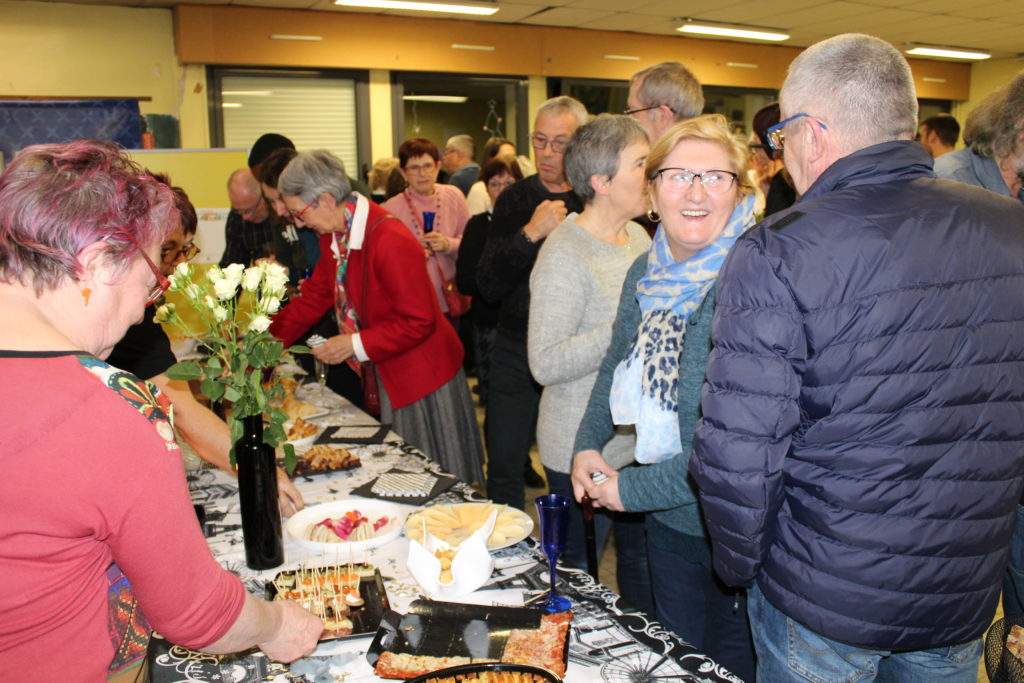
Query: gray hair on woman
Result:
<box><xmin>278</xmin><ymin>149</ymin><xmax>351</xmax><ymax>203</ymax></box>
<box><xmin>564</xmin><ymin>114</ymin><xmax>647</xmax><ymax>203</ymax></box>
<box><xmin>781</xmin><ymin>33</ymin><xmax>918</xmax><ymax>151</ymax></box>
<box><xmin>536</xmin><ymin>96</ymin><xmax>589</xmax><ymax>129</ymax></box>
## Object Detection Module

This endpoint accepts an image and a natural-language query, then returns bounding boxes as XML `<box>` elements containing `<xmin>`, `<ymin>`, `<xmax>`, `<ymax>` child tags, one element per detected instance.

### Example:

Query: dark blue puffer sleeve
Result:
<box><xmin>690</xmin><ymin>234</ymin><xmax>805</xmax><ymax>587</ymax></box>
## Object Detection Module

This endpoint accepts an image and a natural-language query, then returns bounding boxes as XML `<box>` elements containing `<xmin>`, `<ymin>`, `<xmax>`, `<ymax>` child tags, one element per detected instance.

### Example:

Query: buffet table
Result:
<box><xmin>151</xmin><ymin>381</ymin><xmax>742</xmax><ymax>683</ymax></box>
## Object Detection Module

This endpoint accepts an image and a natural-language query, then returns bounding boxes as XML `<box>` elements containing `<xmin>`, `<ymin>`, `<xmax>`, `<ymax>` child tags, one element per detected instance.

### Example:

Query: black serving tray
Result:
<box><xmin>266</xmin><ymin>564</ymin><xmax>390</xmax><ymax>641</ymax></box>
<box><xmin>367</xmin><ymin>599</ymin><xmax>545</xmax><ymax>665</ymax></box>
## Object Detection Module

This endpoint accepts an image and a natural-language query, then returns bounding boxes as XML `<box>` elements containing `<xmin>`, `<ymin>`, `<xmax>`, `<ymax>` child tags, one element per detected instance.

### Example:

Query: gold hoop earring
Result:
<box><xmin>647</xmin><ymin>209</ymin><xmax>660</xmax><ymax>223</ymax></box>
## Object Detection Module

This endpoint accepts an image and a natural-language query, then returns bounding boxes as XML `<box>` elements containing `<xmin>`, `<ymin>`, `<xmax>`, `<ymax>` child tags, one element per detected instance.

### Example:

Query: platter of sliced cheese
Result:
<box><xmin>404</xmin><ymin>502</ymin><xmax>534</xmax><ymax>550</ymax></box>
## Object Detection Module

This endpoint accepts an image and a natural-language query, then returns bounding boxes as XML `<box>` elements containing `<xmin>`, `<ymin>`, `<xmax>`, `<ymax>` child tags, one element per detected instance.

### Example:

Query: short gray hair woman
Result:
<box><xmin>527</xmin><ymin>113</ymin><xmax>655</xmax><ymax>613</ymax></box>
<box><xmin>271</xmin><ymin>150</ymin><xmax>486</xmax><ymax>484</ymax></box>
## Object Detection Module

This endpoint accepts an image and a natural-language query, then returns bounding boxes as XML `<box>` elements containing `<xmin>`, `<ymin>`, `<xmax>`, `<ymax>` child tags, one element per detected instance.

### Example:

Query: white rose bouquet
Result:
<box><xmin>156</xmin><ymin>261</ymin><xmax>306</xmax><ymax>470</ymax></box>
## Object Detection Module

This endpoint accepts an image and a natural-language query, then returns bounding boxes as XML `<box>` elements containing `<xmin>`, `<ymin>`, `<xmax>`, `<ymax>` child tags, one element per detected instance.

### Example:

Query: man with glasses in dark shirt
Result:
<box><xmin>220</xmin><ymin>167</ymin><xmax>276</xmax><ymax>267</ymax></box>
<box><xmin>477</xmin><ymin>95</ymin><xmax>588</xmax><ymax>509</ymax></box>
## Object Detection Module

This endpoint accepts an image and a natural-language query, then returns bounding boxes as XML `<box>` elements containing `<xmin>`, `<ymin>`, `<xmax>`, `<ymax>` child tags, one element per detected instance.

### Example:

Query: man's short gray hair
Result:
<box><xmin>565</xmin><ymin>114</ymin><xmax>647</xmax><ymax>204</ymax></box>
<box><xmin>446</xmin><ymin>134</ymin><xmax>475</xmax><ymax>159</ymax></box>
<box><xmin>781</xmin><ymin>34</ymin><xmax>918</xmax><ymax>151</ymax></box>
<box><xmin>278</xmin><ymin>150</ymin><xmax>351</xmax><ymax>203</ymax></box>
<box><xmin>630</xmin><ymin>62</ymin><xmax>704</xmax><ymax>121</ymax></box>
<box><xmin>536</xmin><ymin>96</ymin><xmax>589</xmax><ymax>128</ymax></box>
<box><xmin>966</xmin><ymin>69</ymin><xmax>1024</xmax><ymax>160</ymax></box>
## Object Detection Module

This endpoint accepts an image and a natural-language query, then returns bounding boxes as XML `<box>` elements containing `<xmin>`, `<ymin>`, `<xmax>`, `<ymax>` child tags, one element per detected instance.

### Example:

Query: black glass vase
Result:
<box><xmin>236</xmin><ymin>413</ymin><xmax>283</xmax><ymax>570</ymax></box>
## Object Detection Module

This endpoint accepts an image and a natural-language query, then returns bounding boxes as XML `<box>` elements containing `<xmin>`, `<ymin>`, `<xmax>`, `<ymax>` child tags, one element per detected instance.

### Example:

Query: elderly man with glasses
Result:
<box><xmin>476</xmin><ymin>95</ymin><xmax>588</xmax><ymax>510</ymax></box>
<box><xmin>219</xmin><ymin>167</ymin><xmax>276</xmax><ymax>268</ymax></box>
<box><xmin>625</xmin><ymin>61</ymin><xmax>704</xmax><ymax>144</ymax></box>
<box><xmin>690</xmin><ymin>33</ymin><xmax>1024</xmax><ymax>682</ymax></box>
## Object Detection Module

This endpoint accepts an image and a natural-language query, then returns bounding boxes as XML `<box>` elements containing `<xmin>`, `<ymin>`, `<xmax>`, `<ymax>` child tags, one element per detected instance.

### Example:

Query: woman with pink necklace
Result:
<box><xmin>382</xmin><ymin>138</ymin><xmax>471</xmax><ymax>321</ymax></box>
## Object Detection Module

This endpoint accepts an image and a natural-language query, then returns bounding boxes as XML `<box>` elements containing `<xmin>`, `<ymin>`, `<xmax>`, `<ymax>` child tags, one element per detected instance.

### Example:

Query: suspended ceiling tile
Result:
<box><xmin>852</xmin><ymin>0</ymin><xmax>924</xmax><ymax>7</ymax></box>
<box><xmin>630</xmin><ymin>0</ymin><xmax>750</xmax><ymax>18</ymax></box>
<box><xmin>518</xmin><ymin>6</ymin><xmax>613</xmax><ymax>26</ymax></box>
<box><xmin>578</xmin><ymin>12</ymin><xmax>669</xmax><ymax>31</ymax></box>
<box><xmin>683</xmin><ymin>0</ymin><xmax>826</xmax><ymax>26</ymax></box>
<box><xmin>567</xmin><ymin>0</ymin><xmax>661</xmax><ymax>12</ymax></box>
<box><xmin>948</xmin><ymin>1</ymin><xmax>1024</xmax><ymax>21</ymax></box>
<box><xmin>768</xmin><ymin>2</ymin><xmax>877</xmax><ymax>29</ymax></box>
<box><xmin>234</xmin><ymin>0</ymin><xmax>320</xmax><ymax>7</ymax></box>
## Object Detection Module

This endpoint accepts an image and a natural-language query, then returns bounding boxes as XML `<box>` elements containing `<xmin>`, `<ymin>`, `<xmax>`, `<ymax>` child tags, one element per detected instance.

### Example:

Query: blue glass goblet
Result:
<box><xmin>535</xmin><ymin>493</ymin><xmax>572</xmax><ymax>613</ymax></box>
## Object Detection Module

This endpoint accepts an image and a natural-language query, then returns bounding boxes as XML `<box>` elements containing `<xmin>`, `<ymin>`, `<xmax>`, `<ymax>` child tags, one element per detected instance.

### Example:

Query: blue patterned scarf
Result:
<box><xmin>609</xmin><ymin>193</ymin><xmax>756</xmax><ymax>463</ymax></box>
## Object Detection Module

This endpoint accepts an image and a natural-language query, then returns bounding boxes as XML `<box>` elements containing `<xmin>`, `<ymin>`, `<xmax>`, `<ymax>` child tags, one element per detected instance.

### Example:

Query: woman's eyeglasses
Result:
<box><xmin>124</xmin><ymin>234</ymin><xmax>171</xmax><ymax>306</ymax></box>
<box><xmin>651</xmin><ymin>168</ymin><xmax>738</xmax><ymax>195</ymax></box>
<box><xmin>289</xmin><ymin>197</ymin><xmax>319</xmax><ymax>222</ymax></box>
<box><xmin>161</xmin><ymin>242</ymin><xmax>200</xmax><ymax>263</ymax></box>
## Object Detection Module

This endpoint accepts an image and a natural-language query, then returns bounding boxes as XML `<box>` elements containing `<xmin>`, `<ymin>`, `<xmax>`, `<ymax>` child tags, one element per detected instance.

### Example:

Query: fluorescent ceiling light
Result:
<box><xmin>335</xmin><ymin>0</ymin><xmax>499</xmax><ymax>15</ymax></box>
<box><xmin>451</xmin><ymin>43</ymin><xmax>495</xmax><ymax>51</ymax></box>
<box><xmin>677</xmin><ymin>21</ymin><xmax>788</xmax><ymax>42</ymax></box>
<box><xmin>603</xmin><ymin>54</ymin><xmax>640</xmax><ymax>61</ymax></box>
<box><xmin>221</xmin><ymin>103</ymin><xmax>243</xmax><ymax>108</ymax></box>
<box><xmin>403</xmin><ymin>95</ymin><xmax>469</xmax><ymax>103</ymax></box>
<box><xmin>222</xmin><ymin>90</ymin><xmax>273</xmax><ymax>96</ymax></box>
<box><xmin>269</xmin><ymin>34</ymin><xmax>323</xmax><ymax>41</ymax></box>
<box><xmin>904</xmin><ymin>45</ymin><xmax>990</xmax><ymax>60</ymax></box>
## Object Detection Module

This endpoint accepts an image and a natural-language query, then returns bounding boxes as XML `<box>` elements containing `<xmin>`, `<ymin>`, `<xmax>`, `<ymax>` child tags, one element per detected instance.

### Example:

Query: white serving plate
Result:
<box><xmin>286</xmin><ymin>499</ymin><xmax>406</xmax><ymax>553</ymax></box>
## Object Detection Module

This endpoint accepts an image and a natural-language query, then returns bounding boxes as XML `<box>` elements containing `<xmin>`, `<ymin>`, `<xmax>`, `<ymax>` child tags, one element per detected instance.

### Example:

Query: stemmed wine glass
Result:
<box><xmin>535</xmin><ymin>493</ymin><xmax>572</xmax><ymax>613</ymax></box>
<box><xmin>314</xmin><ymin>358</ymin><xmax>327</xmax><ymax>401</ymax></box>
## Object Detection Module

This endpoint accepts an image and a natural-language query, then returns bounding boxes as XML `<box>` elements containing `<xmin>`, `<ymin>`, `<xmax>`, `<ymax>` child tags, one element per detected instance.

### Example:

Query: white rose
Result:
<box><xmin>153</xmin><ymin>303</ymin><xmax>177</xmax><ymax>324</ymax></box>
<box><xmin>213</xmin><ymin>277</ymin><xmax>238</xmax><ymax>300</ymax></box>
<box><xmin>204</xmin><ymin>295</ymin><xmax>217</xmax><ymax>310</ymax></box>
<box><xmin>223</xmin><ymin>263</ymin><xmax>245</xmax><ymax>289</ymax></box>
<box><xmin>248</xmin><ymin>314</ymin><xmax>271</xmax><ymax>334</ymax></box>
<box><xmin>206</xmin><ymin>265</ymin><xmax>224</xmax><ymax>283</ymax></box>
<box><xmin>261</xmin><ymin>295</ymin><xmax>282</xmax><ymax>315</ymax></box>
<box><xmin>213</xmin><ymin>306</ymin><xmax>229</xmax><ymax>323</ymax></box>
<box><xmin>262</xmin><ymin>264</ymin><xmax>290</xmax><ymax>294</ymax></box>
<box><xmin>242</xmin><ymin>266</ymin><xmax>263</xmax><ymax>292</ymax></box>
<box><xmin>184</xmin><ymin>283</ymin><xmax>201</xmax><ymax>301</ymax></box>
<box><xmin>168</xmin><ymin>262</ymin><xmax>192</xmax><ymax>291</ymax></box>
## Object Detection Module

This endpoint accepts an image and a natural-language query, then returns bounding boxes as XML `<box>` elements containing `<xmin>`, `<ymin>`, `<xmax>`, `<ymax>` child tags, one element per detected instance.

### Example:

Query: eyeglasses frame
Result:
<box><xmin>765</xmin><ymin>113</ymin><xmax>828</xmax><ymax>151</ymax></box>
<box><xmin>650</xmin><ymin>167</ymin><xmax>739</xmax><ymax>195</ymax></box>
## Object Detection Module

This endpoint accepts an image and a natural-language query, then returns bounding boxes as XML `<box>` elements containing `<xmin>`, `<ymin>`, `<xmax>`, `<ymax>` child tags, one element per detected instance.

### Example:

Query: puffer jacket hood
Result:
<box><xmin>691</xmin><ymin>140</ymin><xmax>1024</xmax><ymax>650</ymax></box>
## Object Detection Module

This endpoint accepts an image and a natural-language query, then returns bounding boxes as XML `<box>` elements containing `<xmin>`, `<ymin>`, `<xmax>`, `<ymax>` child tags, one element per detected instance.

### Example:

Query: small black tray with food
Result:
<box><xmin>283</xmin><ymin>444</ymin><xmax>363</xmax><ymax>478</ymax></box>
<box><xmin>367</xmin><ymin>599</ymin><xmax>571</xmax><ymax>680</ymax></box>
<box><xmin>265</xmin><ymin>563</ymin><xmax>390</xmax><ymax>641</ymax></box>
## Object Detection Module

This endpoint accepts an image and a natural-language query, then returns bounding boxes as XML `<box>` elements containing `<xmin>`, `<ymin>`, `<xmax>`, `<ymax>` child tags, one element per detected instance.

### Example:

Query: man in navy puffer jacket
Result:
<box><xmin>690</xmin><ymin>33</ymin><xmax>1024</xmax><ymax>682</ymax></box>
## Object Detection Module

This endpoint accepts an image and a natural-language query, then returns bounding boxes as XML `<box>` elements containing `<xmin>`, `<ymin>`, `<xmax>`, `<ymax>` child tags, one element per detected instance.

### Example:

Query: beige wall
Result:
<box><xmin>0</xmin><ymin>0</ymin><xmax>180</xmax><ymax>116</ymax></box>
<box><xmin>960</xmin><ymin>58</ymin><xmax>1024</xmax><ymax>126</ymax></box>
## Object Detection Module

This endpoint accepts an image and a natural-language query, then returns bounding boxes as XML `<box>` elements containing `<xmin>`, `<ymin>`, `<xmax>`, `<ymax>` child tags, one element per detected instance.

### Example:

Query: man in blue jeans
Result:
<box><xmin>690</xmin><ymin>33</ymin><xmax>1024</xmax><ymax>682</ymax></box>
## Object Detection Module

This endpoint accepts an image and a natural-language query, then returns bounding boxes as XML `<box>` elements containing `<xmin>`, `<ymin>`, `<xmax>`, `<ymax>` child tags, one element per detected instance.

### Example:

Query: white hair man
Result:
<box><xmin>442</xmin><ymin>134</ymin><xmax>480</xmax><ymax>196</ymax></box>
<box><xmin>476</xmin><ymin>96</ymin><xmax>587</xmax><ymax>511</ymax></box>
<box><xmin>626</xmin><ymin>61</ymin><xmax>704</xmax><ymax>143</ymax></box>
<box><xmin>690</xmin><ymin>34</ymin><xmax>1024</xmax><ymax>682</ymax></box>
<box><xmin>936</xmin><ymin>69</ymin><xmax>1024</xmax><ymax>202</ymax></box>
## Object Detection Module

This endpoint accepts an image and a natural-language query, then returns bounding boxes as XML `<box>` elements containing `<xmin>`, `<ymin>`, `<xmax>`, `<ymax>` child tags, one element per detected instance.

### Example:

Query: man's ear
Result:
<box><xmin>802</xmin><ymin>117</ymin><xmax>829</xmax><ymax>164</ymax></box>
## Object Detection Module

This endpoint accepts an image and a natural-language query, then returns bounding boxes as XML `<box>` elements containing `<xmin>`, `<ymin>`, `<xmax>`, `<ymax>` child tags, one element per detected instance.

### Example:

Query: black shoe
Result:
<box><xmin>524</xmin><ymin>464</ymin><xmax>546</xmax><ymax>489</ymax></box>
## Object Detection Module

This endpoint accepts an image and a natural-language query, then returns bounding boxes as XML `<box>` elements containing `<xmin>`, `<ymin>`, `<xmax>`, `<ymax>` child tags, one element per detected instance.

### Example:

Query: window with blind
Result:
<box><xmin>208</xmin><ymin>68</ymin><xmax>369</xmax><ymax>181</ymax></box>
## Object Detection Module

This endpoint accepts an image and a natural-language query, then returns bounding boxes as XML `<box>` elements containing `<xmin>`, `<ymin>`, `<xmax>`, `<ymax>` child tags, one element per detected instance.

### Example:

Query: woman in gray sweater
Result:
<box><xmin>527</xmin><ymin>114</ymin><xmax>653</xmax><ymax>613</ymax></box>
<box><xmin>571</xmin><ymin>115</ymin><xmax>757</xmax><ymax>681</ymax></box>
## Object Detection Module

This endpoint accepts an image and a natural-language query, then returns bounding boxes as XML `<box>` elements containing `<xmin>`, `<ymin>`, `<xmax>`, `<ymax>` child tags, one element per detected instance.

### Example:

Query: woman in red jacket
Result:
<box><xmin>270</xmin><ymin>150</ymin><xmax>484</xmax><ymax>484</ymax></box>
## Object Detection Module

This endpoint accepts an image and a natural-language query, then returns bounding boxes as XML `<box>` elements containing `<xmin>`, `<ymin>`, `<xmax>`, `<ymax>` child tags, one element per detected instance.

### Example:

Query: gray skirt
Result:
<box><xmin>379</xmin><ymin>368</ymin><xmax>485</xmax><ymax>485</ymax></box>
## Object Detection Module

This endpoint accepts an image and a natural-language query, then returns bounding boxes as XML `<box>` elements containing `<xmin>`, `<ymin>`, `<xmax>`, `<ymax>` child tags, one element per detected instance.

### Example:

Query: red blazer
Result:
<box><xmin>270</xmin><ymin>199</ymin><xmax>463</xmax><ymax>409</ymax></box>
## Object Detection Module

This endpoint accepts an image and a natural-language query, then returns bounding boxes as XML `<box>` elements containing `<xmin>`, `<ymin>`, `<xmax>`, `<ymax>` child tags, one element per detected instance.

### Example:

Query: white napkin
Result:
<box><xmin>407</xmin><ymin>511</ymin><xmax>496</xmax><ymax>599</ymax></box>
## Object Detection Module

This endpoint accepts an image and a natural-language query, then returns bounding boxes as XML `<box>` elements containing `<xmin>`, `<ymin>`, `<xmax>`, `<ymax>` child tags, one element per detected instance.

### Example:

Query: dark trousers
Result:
<box><xmin>485</xmin><ymin>335</ymin><xmax>540</xmax><ymax>510</ymax></box>
<box><xmin>545</xmin><ymin>468</ymin><xmax>655</xmax><ymax>616</ymax></box>
<box><xmin>648</xmin><ymin>541</ymin><xmax>755</xmax><ymax>682</ymax></box>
